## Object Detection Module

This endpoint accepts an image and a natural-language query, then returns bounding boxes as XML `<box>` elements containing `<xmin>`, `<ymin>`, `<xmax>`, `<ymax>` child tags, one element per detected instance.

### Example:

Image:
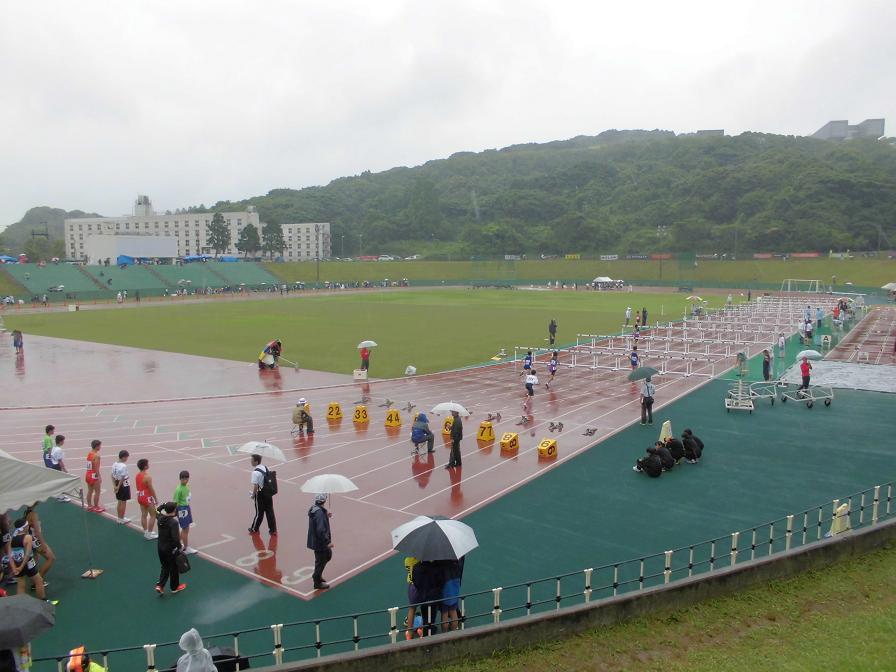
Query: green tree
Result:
<box><xmin>23</xmin><ymin>237</ymin><xmax>65</xmax><ymax>262</ymax></box>
<box><xmin>207</xmin><ymin>213</ymin><xmax>231</xmax><ymax>257</ymax></box>
<box><xmin>261</xmin><ymin>222</ymin><xmax>284</xmax><ymax>259</ymax></box>
<box><xmin>236</xmin><ymin>223</ymin><xmax>261</xmax><ymax>258</ymax></box>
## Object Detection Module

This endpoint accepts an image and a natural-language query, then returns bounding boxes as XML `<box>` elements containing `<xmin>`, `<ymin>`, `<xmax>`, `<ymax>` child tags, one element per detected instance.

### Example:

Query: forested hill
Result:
<box><xmin>207</xmin><ymin>130</ymin><xmax>896</xmax><ymax>257</ymax></box>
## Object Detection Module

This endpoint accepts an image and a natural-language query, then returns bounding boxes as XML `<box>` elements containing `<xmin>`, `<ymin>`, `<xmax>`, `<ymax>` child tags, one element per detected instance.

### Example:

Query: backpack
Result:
<box><xmin>256</xmin><ymin>467</ymin><xmax>278</xmax><ymax>496</ymax></box>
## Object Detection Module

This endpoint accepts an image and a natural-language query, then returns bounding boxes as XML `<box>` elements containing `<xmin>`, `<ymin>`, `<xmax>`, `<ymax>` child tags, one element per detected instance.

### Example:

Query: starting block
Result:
<box><xmin>327</xmin><ymin>402</ymin><xmax>342</xmax><ymax>420</ymax></box>
<box><xmin>499</xmin><ymin>432</ymin><xmax>519</xmax><ymax>454</ymax></box>
<box><xmin>442</xmin><ymin>415</ymin><xmax>454</xmax><ymax>435</ymax></box>
<box><xmin>477</xmin><ymin>421</ymin><xmax>495</xmax><ymax>442</ymax></box>
<box><xmin>353</xmin><ymin>405</ymin><xmax>369</xmax><ymax>424</ymax></box>
<box><xmin>537</xmin><ymin>438</ymin><xmax>558</xmax><ymax>459</ymax></box>
<box><xmin>385</xmin><ymin>409</ymin><xmax>402</xmax><ymax>427</ymax></box>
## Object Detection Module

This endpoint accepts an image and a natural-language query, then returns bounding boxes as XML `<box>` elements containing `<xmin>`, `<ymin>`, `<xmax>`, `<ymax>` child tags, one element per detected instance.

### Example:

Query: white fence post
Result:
<box><xmin>872</xmin><ymin>486</ymin><xmax>880</xmax><ymax>524</ymax></box>
<box><xmin>583</xmin><ymin>568</ymin><xmax>593</xmax><ymax>603</ymax></box>
<box><xmin>271</xmin><ymin>624</ymin><xmax>284</xmax><ymax>665</ymax></box>
<box><xmin>143</xmin><ymin>644</ymin><xmax>156</xmax><ymax>672</ymax></box>
<box><xmin>388</xmin><ymin>607</ymin><xmax>399</xmax><ymax>644</ymax></box>
<box><xmin>730</xmin><ymin>532</ymin><xmax>739</xmax><ymax>566</ymax></box>
<box><xmin>492</xmin><ymin>587</ymin><xmax>503</xmax><ymax>623</ymax></box>
<box><xmin>785</xmin><ymin>515</ymin><xmax>794</xmax><ymax>551</ymax></box>
<box><xmin>663</xmin><ymin>550</ymin><xmax>673</xmax><ymax>584</ymax></box>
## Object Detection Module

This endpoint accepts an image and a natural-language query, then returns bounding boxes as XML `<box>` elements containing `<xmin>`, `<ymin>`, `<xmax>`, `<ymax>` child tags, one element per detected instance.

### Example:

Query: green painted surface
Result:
<box><xmin>27</xmin><ymin>375</ymin><xmax>895</xmax><ymax>669</ymax></box>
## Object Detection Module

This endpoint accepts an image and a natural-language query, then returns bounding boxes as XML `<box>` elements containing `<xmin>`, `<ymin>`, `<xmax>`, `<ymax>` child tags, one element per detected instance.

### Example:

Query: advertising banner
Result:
<box><xmin>650</xmin><ymin>253</ymin><xmax>673</xmax><ymax>260</ymax></box>
<box><xmin>790</xmin><ymin>252</ymin><xmax>821</xmax><ymax>258</ymax></box>
<box><xmin>752</xmin><ymin>253</ymin><xmax>773</xmax><ymax>259</ymax></box>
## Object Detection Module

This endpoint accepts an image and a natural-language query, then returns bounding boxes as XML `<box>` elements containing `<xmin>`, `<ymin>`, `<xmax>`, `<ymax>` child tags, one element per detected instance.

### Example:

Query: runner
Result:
<box><xmin>630</xmin><ymin>346</ymin><xmax>640</xmax><ymax>370</ymax></box>
<box><xmin>546</xmin><ymin>352</ymin><xmax>558</xmax><ymax>389</ymax></box>
<box><xmin>523</xmin><ymin>368</ymin><xmax>538</xmax><ymax>409</ymax></box>
<box><xmin>136</xmin><ymin>459</ymin><xmax>158</xmax><ymax>540</ymax></box>
<box><xmin>519</xmin><ymin>350</ymin><xmax>533</xmax><ymax>376</ymax></box>
<box><xmin>85</xmin><ymin>440</ymin><xmax>104</xmax><ymax>512</ymax></box>
<box><xmin>173</xmin><ymin>471</ymin><xmax>198</xmax><ymax>555</ymax></box>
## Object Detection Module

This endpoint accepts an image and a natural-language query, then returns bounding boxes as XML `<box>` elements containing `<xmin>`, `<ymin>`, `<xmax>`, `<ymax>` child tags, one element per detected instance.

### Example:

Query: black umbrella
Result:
<box><xmin>0</xmin><ymin>594</ymin><xmax>56</xmax><ymax>648</ymax></box>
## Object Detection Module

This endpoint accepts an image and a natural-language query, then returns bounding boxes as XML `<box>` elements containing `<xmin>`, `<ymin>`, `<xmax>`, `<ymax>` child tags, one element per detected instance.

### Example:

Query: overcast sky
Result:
<box><xmin>1</xmin><ymin>0</ymin><xmax>893</xmax><ymax>228</ymax></box>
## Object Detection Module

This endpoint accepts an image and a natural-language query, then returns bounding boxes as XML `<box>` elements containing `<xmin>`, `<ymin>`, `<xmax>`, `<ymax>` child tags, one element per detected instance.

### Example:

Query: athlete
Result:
<box><xmin>519</xmin><ymin>350</ymin><xmax>533</xmax><ymax>376</ymax></box>
<box><xmin>523</xmin><ymin>369</ymin><xmax>538</xmax><ymax>409</ymax></box>
<box><xmin>546</xmin><ymin>352</ymin><xmax>558</xmax><ymax>389</ymax></box>
<box><xmin>85</xmin><ymin>440</ymin><xmax>104</xmax><ymax>512</ymax></box>
<box><xmin>173</xmin><ymin>470</ymin><xmax>197</xmax><ymax>555</ymax></box>
<box><xmin>630</xmin><ymin>347</ymin><xmax>640</xmax><ymax>370</ymax></box>
<box><xmin>136</xmin><ymin>459</ymin><xmax>158</xmax><ymax>540</ymax></box>
<box><xmin>41</xmin><ymin>425</ymin><xmax>55</xmax><ymax>469</ymax></box>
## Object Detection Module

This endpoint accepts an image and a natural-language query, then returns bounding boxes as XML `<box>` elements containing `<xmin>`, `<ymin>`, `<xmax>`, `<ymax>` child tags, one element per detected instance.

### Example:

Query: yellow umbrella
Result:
<box><xmin>658</xmin><ymin>420</ymin><xmax>672</xmax><ymax>443</ymax></box>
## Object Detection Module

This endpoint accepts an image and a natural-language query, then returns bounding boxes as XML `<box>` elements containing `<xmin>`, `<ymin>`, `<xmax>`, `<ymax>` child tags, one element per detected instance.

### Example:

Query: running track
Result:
<box><xmin>1</xmin><ymin>335</ymin><xmax>732</xmax><ymax>599</ymax></box>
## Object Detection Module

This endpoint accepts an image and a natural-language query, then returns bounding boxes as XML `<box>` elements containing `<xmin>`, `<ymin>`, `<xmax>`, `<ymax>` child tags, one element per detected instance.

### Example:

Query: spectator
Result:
<box><xmin>155</xmin><ymin>502</ymin><xmax>185</xmax><ymax>595</ymax></box>
<box><xmin>65</xmin><ymin>646</ymin><xmax>107</xmax><ymax>671</ymax></box>
<box><xmin>762</xmin><ymin>349</ymin><xmax>772</xmax><ymax>381</ymax></box>
<box><xmin>682</xmin><ymin>429</ymin><xmax>704</xmax><ymax>463</ymax></box>
<box><xmin>440</xmin><ymin>557</ymin><xmax>465</xmax><ymax>631</ymax></box>
<box><xmin>640</xmin><ymin>376</ymin><xmax>655</xmax><ymax>426</ymax></box>
<box><xmin>175</xmin><ymin>628</ymin><xmax>217</xmax><ymax>672</ymax></box>
<box><xmin>307</xmin><ymin>493</ymin><xmax>332</xmax><ymax>590</ymax></box>
<box><xmin>403</xmin><ymin>555</ymin><xmax>421</xmax><ymax>640</ymax></box>
<box><xmin>816</xmin><ymin>306</ymin><xmax>824</xmax><ymax>330</ymax></box>
<box><xmin>412</xmin><ymin>560</ymin><xmax>445</xmax><ymax>636</ymax></box>
<box><xmin>25</xmin><ymin>504</ymin><xmax>55</xmax><ymax>589</ymax></box>
<box><xmin>665</xmin><ymin>435</ymin><xmax>685</xmax><ymax>464</ymax></box>
<box><xmin>411</xmin><ymin>412</ymin><xmax>435</xmax><ymax>454</ymax></box>
<box><xmin>624</xmin><ymin>306</ymin><xmax>632</xmax><ymax>326</ymax></box>
<box><xmin>633</xmin><ymin>447</ymin><xmax>663</xmax><ymax>477</ymax></box>
<box><xmin>653</xmin><ymin>441</ymin><xmax>675</xmax><ymax>471</ymax></box>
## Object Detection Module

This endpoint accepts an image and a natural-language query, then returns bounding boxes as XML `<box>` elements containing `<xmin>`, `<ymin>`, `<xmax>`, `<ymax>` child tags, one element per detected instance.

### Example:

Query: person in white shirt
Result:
<box><xmin>624</xmin><ymin>306</ymin><xmax>632</xmax><ymax>326</ymax></box>
<box><xmin>640</xmin><ymin>377</ymin><xmax>656</xmax><ymax>425</ymax></box>
<box><xmin>111</xmin><ymin>450</ymin><xmax>132</xmax><ymax>525</ymax></box>
<box><xmin>523</xmin><ymin>369</ymin><xmax>538</xmax><ymax>410</ymax></box>
<box><xmin>48</xmin><ymin>435</ymin><xmax>71</xmax><ymax>502</ymax></box>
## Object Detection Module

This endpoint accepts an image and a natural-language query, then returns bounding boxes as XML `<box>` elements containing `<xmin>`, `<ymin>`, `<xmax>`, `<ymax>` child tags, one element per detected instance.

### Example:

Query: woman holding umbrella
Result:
<box><xmin>358</xmin><ymin>340</ymin><xmax>376</xmax><ymax>372</ymax></box>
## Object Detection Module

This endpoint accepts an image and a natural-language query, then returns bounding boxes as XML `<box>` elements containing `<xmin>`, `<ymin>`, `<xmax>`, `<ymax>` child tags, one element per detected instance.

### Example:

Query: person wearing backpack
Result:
<box><xmin>248</xmin><ymin>454</ymin><xmax>277</xmax><ymax>536</ymax></box>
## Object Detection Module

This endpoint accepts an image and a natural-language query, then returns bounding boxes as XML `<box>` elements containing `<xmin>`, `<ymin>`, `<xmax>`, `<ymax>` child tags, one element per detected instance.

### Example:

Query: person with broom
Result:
<box><xmin>258</xmin><ymin>339</ymin><xmax>282</xmax><ymax>370</ymax></box>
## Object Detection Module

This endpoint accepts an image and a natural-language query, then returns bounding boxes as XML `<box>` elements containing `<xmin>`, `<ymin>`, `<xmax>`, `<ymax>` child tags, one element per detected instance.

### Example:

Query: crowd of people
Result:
<box><xmin>633</xmin><ymin>429</ymin><xmax>705</xmax><ymax>477</ymax></box>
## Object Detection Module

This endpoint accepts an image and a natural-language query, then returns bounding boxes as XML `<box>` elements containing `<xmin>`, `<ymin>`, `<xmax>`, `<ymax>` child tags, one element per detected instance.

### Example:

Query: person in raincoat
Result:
<box><xmin>411</xmin><ymin>412</ymin><xmax>435</xmax><ymax>454</ymax></box>
<box><xmin>258</xmin><ymin>339</ymin><xmax>282</xmax><ymax>370</ymax></box>
<box><xmin>175</xmin><ymin>628</ymin><xmax>217</xmax><ymax>672</ymax></box>
<box><xmin>291</xmin><ymin>398</ymin><xmax>314</xmax><ymax>436</ymax></box>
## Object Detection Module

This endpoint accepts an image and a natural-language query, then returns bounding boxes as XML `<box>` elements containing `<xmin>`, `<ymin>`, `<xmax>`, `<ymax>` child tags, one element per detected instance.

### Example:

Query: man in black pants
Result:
<box><xmin>548</xmin><ymin>319</ymin><xmax>557</xmax><ymax>346</ymax></box>
<box><xmin>307</xmin><ymin>493</ymin><xmax>333</xmax><ymax>589</ymax></box>
<box><xmin>248</xmin><ymin>454</ymin><xmax>277</xmax><ymax>535</ymax></box>
<box><xmin>445</xmin><ymin>410</ymin><xmax>463</xmax><ymax>469</ymax></box>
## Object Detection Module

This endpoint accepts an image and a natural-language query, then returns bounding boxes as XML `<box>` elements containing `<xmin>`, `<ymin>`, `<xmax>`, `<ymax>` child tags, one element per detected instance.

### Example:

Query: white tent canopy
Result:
<box><xmin>0</xmin><ymin>450</ymin><xmax>81</xmax><ymax>513</ymax></box>
<box><xmin>592</xmin><ymin>276</ymin><xmax>613</xmax><ymax>283</ymax></box>
<box><xmin>881</xmin><ymin>282</ymin><xmax>896</xmax><ymax>291</ymax></box>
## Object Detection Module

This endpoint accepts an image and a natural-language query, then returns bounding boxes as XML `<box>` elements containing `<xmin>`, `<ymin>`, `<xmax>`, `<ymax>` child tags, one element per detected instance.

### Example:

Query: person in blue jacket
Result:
<box><xmin>411</xmin><ymin>413</ymin><xmax>435</xmax><ymax>454</ymax></box>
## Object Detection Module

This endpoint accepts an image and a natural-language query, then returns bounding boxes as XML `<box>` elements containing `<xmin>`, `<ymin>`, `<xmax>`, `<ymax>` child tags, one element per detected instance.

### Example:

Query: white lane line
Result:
<box><xmin>196</xmin><ymin>534</ymin><xmax>235</xmax><ymax>551</ymax></box>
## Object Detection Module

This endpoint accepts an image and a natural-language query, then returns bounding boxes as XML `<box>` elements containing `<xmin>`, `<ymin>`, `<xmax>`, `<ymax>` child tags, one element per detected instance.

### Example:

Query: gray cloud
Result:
<box><xmin>1</xmin><ymin>0</ymin><xmax>892</xmax><ymax>227</ymax></box>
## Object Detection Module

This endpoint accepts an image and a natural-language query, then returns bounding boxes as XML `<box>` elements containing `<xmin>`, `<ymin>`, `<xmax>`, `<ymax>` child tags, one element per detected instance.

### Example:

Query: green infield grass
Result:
<box><xmin>434</xmin><ymin>543</ymin><xmax>896</xmax><ymax>672</ymax></box>
<box><xmin>3</xmin><ymin>289</ymin><xmax>734</xmax><ymax>377</ymax></box>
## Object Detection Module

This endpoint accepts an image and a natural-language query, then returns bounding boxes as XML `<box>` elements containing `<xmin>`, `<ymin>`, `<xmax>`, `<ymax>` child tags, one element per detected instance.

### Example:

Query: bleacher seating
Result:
<box><xmin>80</xmin><ymin>265</ymin><xmax>168</xmax><ymax>292</ymax></box>
<box><xmin>153</xmin><ymin>264</ymin><xmax>227</xmax><ymax>289</ymax></box>
<box><xmin>3</xmin><ymin>263</ymin><xmax>100</xmax><ymax>296</ymax></box>
<box><xmin>205</xmin><ymin>262</ymin><xmax>280</xmax><ymax>287</ymax></box>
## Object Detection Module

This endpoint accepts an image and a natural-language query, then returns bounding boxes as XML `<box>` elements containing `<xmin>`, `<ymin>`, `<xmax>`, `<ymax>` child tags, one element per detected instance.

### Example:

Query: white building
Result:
<box><xmin>282</xmin><ymin>222</ymin><xmax>331</xmax><ymax>261</ymax></box>
<box><xmin>65</xmin><ymin>196</ymin><xmax>260</xmax><ymax>262</ymax></box>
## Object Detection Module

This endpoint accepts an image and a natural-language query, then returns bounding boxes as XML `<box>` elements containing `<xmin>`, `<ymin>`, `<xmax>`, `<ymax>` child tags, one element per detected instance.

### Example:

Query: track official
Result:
<box><xmin>249</xmin><ymin>454</ymin><xmax>277</xmax><ymax>536</ymax></box>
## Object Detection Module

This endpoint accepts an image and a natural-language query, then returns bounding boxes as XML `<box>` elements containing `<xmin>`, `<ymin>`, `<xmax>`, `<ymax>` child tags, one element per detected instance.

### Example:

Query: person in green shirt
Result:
<box><xmin>42</xmin><ymin>424</ymin><xmax>55</xmax><ymax>468</ymax></box>
<box><xmin>172</xmin><ymin>470</ymin><xmax>197</xmax><ymax>555</ymax></box>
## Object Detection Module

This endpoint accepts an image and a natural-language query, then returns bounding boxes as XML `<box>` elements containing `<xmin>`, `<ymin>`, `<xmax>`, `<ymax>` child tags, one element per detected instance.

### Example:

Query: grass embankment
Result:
<box><xmin>3</xmin><ymin>289</ymin><xmax>730</xmax><ymax>377</ymax></box>
<box><xmin>265</xmin><ymin>258</ymin><xmax>895</xmax><ymax>288</ymax></box>
<box><xmin>0</xmin><ymin>267</ymin><xmax>26</xmax><ymax>297</ymax></box>
<box><xmin>435</xmin><ymin>543</ymin><xmax>896</xmax><ymax>672</ymax></box>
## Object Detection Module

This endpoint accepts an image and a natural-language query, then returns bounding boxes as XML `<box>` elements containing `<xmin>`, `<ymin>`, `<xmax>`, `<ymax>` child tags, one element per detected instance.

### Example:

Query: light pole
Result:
<box><xmin>656</xmin><ymin>225</ymin><xmax>668</xmax><ymax>280</ymax></box>
<box><xmin>359</xmin><ymin>233</ymin><xmax>363</xmax><ymax>257</ymax></box>
<box><xmin>341</xmin><ymin>233</ymin><xmax>345</xmax><ymax>258</ymax></box>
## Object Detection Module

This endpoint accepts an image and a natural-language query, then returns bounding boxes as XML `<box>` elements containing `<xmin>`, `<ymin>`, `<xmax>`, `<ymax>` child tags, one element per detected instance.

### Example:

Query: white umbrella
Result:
<box><xmin>358</xmin><ymin>340</ymin><xmax>378</xmax><ymax>349</ymax></box>
<box><xmin>300</xmin><ymin>473</ymin><xmax>358</xmax><ymax>495</ymax></box>
<box><xmin>430</xmin><ymin>401</ymin><xmax>470</xmax><ymax>416</ymax></box>
<box><xmin>796</xmin><ymin>350</ymin><xmax>823</xmax><ymax>361</ymax></box>
<box><xmin>391</xmin><ymin>515</ymin><xmax>478</xmax><ymax>561</ymax></box>
<box><xmin>237</xmin><ymin>441</ymin><xmax>286</xmax><ymax>463</ymax></box>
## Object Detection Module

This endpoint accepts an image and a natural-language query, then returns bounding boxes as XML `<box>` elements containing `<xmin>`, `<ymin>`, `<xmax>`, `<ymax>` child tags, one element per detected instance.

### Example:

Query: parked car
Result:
<box><xmin>405</xmin><ymin>254</ymin><xmax>423</xmax><ymax>260</ymax></box>
<box><xmin>378</xmin><ymin>255</ymin><xmax>395</xmax><ymax>261</ymax></box>
<box><xmin>47</xmin><ymin>285</ymin><xmax>65</xmax><ymax>292</ymax></box>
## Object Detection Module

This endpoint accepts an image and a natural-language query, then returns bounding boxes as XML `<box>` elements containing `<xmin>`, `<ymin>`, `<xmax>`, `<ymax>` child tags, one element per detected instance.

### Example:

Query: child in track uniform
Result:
<box><xmin>519</xmin><ymin>350</ymin><xmax>533</xmax><ymax>376</ymax></box>
<box><xmin>546</xmin><ymin>352</ymin><xmax>558</xmax><ymax>389</ymax></box>
<box><xmin>85</xmin><ymin>440</ymin><xmax>103</xmax><ymax>512</ymax></box>
<box><xmin>136</xmin><ymin>459</ymin><xmax>158</xmax><ymax>540</ymax></box>
<box><xmin>111</xmin><ymin>450</ymin><xmax>132</xmax><ymax>525</ymax></box>
<box><xmin>630</xmin><ymin>347</ymin><xmax>640</xmax><ymax>370</ymax></box>
<box><xmin>25</xmin><ymin>504</ymin><xmax>55</xmax><ymax>588</ymax></box>
<box><xmin>48</xmin><ymin>435</ymin><xmax>71</xmax><ymax>502</ymax></box>
<box><xmin>173</xmin><ymin>471</ymin><xmax>197</xmax><ymax>554</ymax></box>
<box><xmin>10</xmin><ymin>518</ymin><xmax>50</xmax><ymax>602</ymax></box>
<box><xmin>42</xmin><ymin>425</ymin><xmax>55</xmax><ymax>469</ymax></box>
<box><xmin>523</xmin><ymin>369</ymin><xmax>538</xmax><ymax>409</ymax></box>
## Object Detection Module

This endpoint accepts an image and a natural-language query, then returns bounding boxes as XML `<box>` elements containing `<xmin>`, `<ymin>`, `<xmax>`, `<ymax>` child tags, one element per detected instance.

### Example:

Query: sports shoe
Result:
<box><xmin>155</xmin><ymin>584</ymin><xmax>164</xmax><ymax>595</ymax></box>
<box><xmin>248</xmin><ymin>528</ymin><xmax>259</xmax><ymax>535</ymax></box>
<box><xmin>640</xmin><ymin>422</ymin><xmax>647</xmax><ymax>426</ymax></box>
<box><xmin>184</xmin><ymin>547</ymin><xmax>198</xmax><ymax>555</ymax></box>
<box><xmin>314</xmin><ymin>581</ymin><xmax>330</xmax><ymax>590</ymax></box>
<box><xmin>118</xmin><ymin>517</ymin><xmax>131</xmax><ymax>525</ymax></box>
<box><xmin>632</xmin><ymin>466</ymin><xmax>640</xmax><ymax>472</ymax></box>
<box><xmin>46</xmin><ymin>599</ymin><xmax>59</xmax><ymax>606</ymax></box>
<box><xmin>93</xmin><ymin>506</ymin><xmax>106</xmax><ymax>513</ymax></box>
<box><xmin>31</xmin><ymin>581</ymin><xmax>49</xmax><ymax>591</ymax></box>
<box><xmin>55</xmin><ymin>495</ymin><xmax>71</xmax><ymax>502</ymax></box>
<box><xmin>172</xmin><ymin>583</ymin><xmax>187</xmax><ymax>593</ymax></box>
<box><xmin>144</xmin><ymin>531</ymin><xmax>158</xmax><ymax>540</ymax></box>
